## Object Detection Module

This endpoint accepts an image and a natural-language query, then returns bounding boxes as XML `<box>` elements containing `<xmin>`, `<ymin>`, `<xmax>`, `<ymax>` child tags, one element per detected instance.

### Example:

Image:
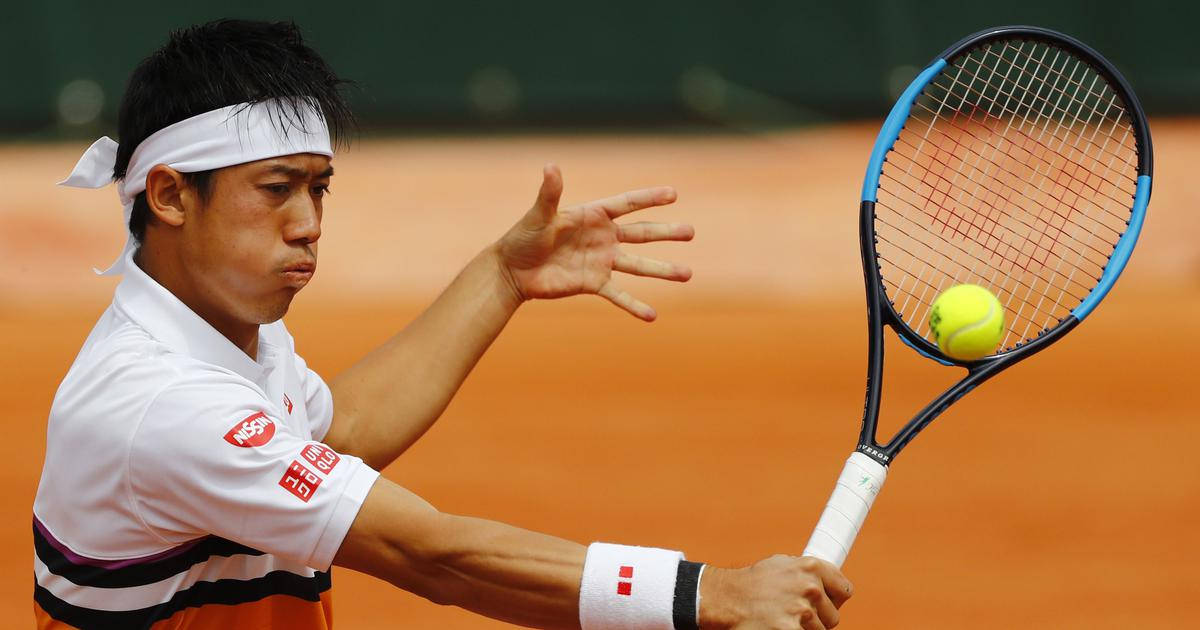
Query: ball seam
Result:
<box><xmin>942</xmin><ymin>298</ymin><xmax>998</xmax><ymax>357</ymax></box>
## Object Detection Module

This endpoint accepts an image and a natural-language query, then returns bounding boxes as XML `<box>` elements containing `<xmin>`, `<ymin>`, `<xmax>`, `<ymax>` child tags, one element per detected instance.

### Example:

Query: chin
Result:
<box><xmin>251</xmin><ymin>297</ymin><xmax>295</xmax><ymax>325</ymax></box>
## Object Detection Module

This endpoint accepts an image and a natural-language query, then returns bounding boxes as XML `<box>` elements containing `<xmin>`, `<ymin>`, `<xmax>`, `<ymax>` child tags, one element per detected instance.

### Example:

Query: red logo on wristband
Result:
<box><xmin>617</xmin><ymin>565</ymin><xmax>633</xmax><ymax>596</ymax></box>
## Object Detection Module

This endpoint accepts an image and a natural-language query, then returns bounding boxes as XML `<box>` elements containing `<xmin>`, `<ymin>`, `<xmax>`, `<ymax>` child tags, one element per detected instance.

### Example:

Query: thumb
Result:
<box><xmin>530</xmin><ymin>163</ymin><xmax>563</xmax><ymax>224</ymax></box>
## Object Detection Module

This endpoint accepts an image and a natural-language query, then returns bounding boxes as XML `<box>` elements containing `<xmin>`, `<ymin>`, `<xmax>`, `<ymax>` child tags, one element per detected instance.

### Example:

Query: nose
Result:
<box><xmin>284</xmin><ymin>196</ymin><xmax>322</xmax><ymax>245</ymax></box>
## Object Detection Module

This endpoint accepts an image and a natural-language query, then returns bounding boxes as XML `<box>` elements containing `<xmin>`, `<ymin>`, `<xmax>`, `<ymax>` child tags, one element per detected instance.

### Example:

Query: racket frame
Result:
<box><xmin>804</xmin><ymin>24</ymin><xmax>1153</xmax><ymax>569</ymax></box>
<box><xmin>853</xmin><ymin>25</ymin><xmax>1153</xmax><ymax>465</ymax></box>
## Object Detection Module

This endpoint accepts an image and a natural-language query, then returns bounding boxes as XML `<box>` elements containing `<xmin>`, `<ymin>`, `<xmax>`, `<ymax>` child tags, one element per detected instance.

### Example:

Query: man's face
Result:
<box><xmin>180</xmin><ymin>153</ymin><xmax>332</xmax><ymax>327</ymax></box>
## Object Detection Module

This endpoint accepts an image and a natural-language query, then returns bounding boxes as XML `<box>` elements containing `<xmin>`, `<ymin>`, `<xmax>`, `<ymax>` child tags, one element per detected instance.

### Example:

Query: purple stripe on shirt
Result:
<box><xmin>33</xmin><ymin>517</ymin><xmax>204</xmax><ymax>569</ymax></box>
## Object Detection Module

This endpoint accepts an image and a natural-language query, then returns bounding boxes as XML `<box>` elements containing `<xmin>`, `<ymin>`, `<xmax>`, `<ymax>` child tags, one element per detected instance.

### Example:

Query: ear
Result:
<box><xmin>143</xmin><ymin>165</ymin><xmax>194</xmax><ymax>227</ymax></box>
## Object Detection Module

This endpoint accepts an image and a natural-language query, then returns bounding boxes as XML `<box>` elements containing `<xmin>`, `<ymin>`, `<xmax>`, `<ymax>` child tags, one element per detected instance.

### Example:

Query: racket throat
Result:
<box><xmin>855</xmin><ymin>443</ymin><xmax>892</xmax><ymax>465</ymax></box>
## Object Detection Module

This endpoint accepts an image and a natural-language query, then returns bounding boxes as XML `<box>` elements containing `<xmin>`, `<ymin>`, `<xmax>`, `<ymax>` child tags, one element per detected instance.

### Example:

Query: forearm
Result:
<box><xmin>395</xmin><ymin>514</ymin><xmax>585</xmax><ymax>629</ymax></box>
<box><xmin>336</xmin><ymin>480</ymin><xmax>585</xmax><ymax>629</ymax></box>
<box><xmin>326</xmin><ymin>244</ymin><xmax>522</xmax><ymax>469</ymax></box>
<box><xmin>336</xmin><ymin>479</ymin><xmax>852</xmax><ymax>630</ymax></box>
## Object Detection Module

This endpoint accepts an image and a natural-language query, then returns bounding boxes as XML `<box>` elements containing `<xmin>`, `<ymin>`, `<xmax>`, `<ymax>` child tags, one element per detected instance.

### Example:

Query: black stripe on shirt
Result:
<box><xmin>34</xmin><ymin>569</ymin><xmax>331</xmax><ymax>629</ymax></box>
<box><xmin>34</xmin><ymin>521</ymin><xmax>265</xmax><ymax>589</ymax></box>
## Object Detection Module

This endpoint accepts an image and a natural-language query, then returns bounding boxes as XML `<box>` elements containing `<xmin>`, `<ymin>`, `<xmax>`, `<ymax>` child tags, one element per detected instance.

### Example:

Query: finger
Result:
<box><xmin>799</xmin><ymin>557</ymin><xmax>853</xmax><ymax>607</ymax></box>
<box><xmin>587</xmin><ymin>186</ymin><xmax>677</xmax><ymax>218</ymax></box>
<box><xmin>617</xmin><ymin>221</ymin><xmax>695</xmax><ymax>243</ymax></box>
<box><xmin>530</xmin><ymin>163</ymin><xmax>563</xmax><ymax>224</ymax></box>
<box><xmin>614</xmin><ymin>252</ymin><xmax>692</xmax><ymax>282</ymax></box>
<box><xmin>828</xmin><ymin>576</ymin><xmax>853</xmax><ymax>608</ymax></box>
<box><xmin>799</xmin><ymin>605</ymin><xmax>828</xmax><ymax>630</ymax></box>
<box><xmin>810</xmin><ymin>588</ymin><xmax>840</xmax><ymax>629</ymax></box>
<box><xmin>597</xmin><ymin>283</ymin><xmax>657</xmax><ymax>322</ymax></box>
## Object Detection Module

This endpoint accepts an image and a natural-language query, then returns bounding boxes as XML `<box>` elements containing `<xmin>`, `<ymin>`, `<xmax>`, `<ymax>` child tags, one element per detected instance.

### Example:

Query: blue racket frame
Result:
<box><xmin>854</xmin><ymin>26</ymin><xmax>1153</xmax><ymax>464</ymax></box>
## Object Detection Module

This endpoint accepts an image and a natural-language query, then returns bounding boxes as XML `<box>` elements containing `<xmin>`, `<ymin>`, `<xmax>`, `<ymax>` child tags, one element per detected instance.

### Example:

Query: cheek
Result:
<box><xmin>192</xmin><ymin>203</ymin><xmax>281</xmax><ymax>278</ymax></box>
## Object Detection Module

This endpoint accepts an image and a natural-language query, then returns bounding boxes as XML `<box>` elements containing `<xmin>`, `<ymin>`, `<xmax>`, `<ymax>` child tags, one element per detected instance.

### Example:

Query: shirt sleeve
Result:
<box><xmin>128</xmin><ymin>371</ymin><xmax>379</xmax><ymax>570</ymax></box>
<box><xmin>293</xmin><ymin>351</ymin><xmax>334</xmax><ymax>441</ymax></box>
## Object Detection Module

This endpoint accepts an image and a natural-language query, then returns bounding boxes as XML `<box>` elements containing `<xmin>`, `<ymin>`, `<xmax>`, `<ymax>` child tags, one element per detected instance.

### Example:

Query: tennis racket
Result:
<box><xmin>802</xmin><ymin>25</ymin><xmax>1153</xmax><ymax>568</ymax></box>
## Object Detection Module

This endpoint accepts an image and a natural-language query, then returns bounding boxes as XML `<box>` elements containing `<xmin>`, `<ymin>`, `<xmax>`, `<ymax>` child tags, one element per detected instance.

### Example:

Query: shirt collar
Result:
<box><xmin>113</xmin><ymin>250</ymin><xmax>273</xmax><ymax>383</ymax></box>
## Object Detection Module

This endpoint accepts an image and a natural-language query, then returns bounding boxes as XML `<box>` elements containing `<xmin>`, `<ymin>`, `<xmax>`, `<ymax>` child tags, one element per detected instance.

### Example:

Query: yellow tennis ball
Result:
<box><xmin>928</xmin><ymin>284</ymin><xmax>1005</xmax><ymax>361</ymax></box>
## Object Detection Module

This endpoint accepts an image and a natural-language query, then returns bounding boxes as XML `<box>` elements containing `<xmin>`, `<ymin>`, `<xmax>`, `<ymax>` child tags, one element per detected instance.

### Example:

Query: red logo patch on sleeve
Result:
<box><xmin>278</xmin><ymin>460</ymin><xmax>323</xmax><ymax>502</ymax></box>
<box><xmin>301</xmin><ymin>443</ymin><xmax>341</xmax><ymax>475</ymax></box>
<box><xmin>223</xmin><ymin>412</ymin><xmax>276</xmax><ymax>447</ymax></box>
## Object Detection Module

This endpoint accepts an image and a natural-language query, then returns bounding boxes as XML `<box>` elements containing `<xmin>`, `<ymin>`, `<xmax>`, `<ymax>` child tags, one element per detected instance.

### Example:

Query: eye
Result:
<box><xmin>312</xmin><ymin>184</ymin><xmax>332</xmax><ymax>197</ymax></box>
<box><xmin>262</xmin><ymin>183</ymin><xmax>290</xmax><ymax>195</ymax></box>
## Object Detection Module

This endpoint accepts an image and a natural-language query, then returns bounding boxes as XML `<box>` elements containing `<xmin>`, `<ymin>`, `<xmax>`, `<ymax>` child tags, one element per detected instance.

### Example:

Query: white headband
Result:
<box><xmin>59</xmin><ymin>98</ymin><xmax>334</xmax><ymax>275</ymax></box>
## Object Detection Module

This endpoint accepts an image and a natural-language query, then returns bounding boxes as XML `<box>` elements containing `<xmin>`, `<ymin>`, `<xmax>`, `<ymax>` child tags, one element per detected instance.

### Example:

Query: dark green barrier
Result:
<box><xmin>2</xmin><ymin>1</ymin><xmax>1195</xmax><ymax>137</ymax></box>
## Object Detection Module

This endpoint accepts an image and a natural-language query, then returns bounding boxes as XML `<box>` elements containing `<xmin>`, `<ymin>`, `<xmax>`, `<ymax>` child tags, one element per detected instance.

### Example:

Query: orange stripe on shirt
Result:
<box><xmin>34</xmin><ymin>599</ymin><xmax>78</xmax><ymax>630</ymax></box>
<box><xmin>34</xmin><ymin>590</ymin><xmax>333</xmax><ymax>630</ymax></box>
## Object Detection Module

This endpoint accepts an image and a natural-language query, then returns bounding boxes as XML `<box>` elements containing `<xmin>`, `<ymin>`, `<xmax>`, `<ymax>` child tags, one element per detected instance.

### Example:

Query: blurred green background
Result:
<box><xmin>3</xmin><ymin>0</ymin><xmax>1197</xmax><ymax>137</ymax></box>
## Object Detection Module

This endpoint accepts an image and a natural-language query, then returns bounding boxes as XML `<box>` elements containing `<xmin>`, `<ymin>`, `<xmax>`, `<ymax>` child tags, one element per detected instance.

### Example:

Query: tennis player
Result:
<box><xmin>33</xmin><ymin>20</ymin><xmax>852</xmax><ymax>630</ymax></box>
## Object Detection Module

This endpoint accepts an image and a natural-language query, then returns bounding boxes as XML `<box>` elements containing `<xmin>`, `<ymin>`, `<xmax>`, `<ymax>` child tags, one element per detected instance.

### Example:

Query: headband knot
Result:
<box><xmin>59</xmin><ymin>137</ymin><xmax>120</xmax><ymax>189</ymax></box>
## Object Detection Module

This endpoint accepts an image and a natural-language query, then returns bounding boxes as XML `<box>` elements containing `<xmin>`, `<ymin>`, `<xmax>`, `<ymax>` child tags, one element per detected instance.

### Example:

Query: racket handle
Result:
<box><xmin>802</xmin><ymin>452</ymin><xmax>888</xmax><ymax>568</ymax></box>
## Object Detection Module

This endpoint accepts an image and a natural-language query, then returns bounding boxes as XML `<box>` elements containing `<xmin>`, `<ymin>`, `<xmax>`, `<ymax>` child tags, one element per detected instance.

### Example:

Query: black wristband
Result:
<box><xmin>672</xmin><ymin>560</ymin><xmax>704</xmax><ymax>630</ymax></box>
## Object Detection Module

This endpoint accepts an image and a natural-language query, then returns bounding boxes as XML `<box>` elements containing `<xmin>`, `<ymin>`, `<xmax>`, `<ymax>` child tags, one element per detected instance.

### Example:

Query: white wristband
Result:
<box><xmin>579</xmin><ymin>542</ymin><xmax>684</xmax><ymax>630</ymax></box>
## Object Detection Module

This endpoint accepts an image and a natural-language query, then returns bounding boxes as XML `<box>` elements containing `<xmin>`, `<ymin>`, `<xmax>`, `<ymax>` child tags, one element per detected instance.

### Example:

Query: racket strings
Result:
<box><xmin>875</xmin><ymin>237</ymin><xmax>1084</xmax><ymax>326</ymax></box>
<box><xmin>944</xmin><ymin>46</ymin><xmax>1135</xmax><ymax>168</ymax></box>
<box><xmin>882</xmin><ymin>140</ymin><xmax>1120</xmax><ymax>258</ymax></box>
<box><xmin>918</xmin><ymin>45</ymin><xmax>1136</xmax><ymax>237</ymax></box>
<box><xmin>938</xmin><ymin>44</ymin><xmax>1139</xmax><ymax>219</ymax></box>
<box><xmin>905</xmin><ymin>99</ymin><xmax>1134</xmax><ymax>218</ymax></box>
<box><xmin>875</xmin><ymin>199</ymin><xmax>1091</xmax><ymax>306</ymax></box>
<box><xmin>1000</xmin><ymin>43</ymin><xmax>1128</xmax><ymax>121</ymax></box>
<box><xmin>876</xmin><ymin>163</ymin><xmax>1107</xmax><ymax>289</ymax></box>
<box><xmin>874</xmin><ymin>211</ymin><xmax>1088</xmax><ymax>328</ymax></box>
<box><xmin>874</xmin><ymin>37</ymin><xmax>1139</xmax><ymax>351</ymax></box>
<box><xmin>921</xmin><ymin>44</ymin><xmax>1137</xmax><ymax>340</ymax></box>
<box><xmin>950</xmin><ymin>43</ymin><xmax>1137</xmax><ymax>344</ymax></box>
<box><xmin>885</xmin><ymin>115</ymin><xmax>1123</xmax><ymax>277</ymax></box>
<box><xmin>925</xmin><ymin>51</ymin><xmax>1137</xmax><ymax>213</ymax></box>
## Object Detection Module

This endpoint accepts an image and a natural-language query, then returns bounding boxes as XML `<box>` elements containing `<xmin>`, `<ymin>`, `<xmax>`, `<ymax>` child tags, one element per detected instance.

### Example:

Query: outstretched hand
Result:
<box><xmin>496</xmin><ymin>164</ymin><xmax>694</xmax><ymax>321</ymax></box>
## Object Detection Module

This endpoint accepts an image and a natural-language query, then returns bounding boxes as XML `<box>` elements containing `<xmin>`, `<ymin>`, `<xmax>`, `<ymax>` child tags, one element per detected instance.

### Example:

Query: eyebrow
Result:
<box><xmin>264</xmin><ymin>164</ymin><xmax>335</xmax><ymax>178</ymax></box>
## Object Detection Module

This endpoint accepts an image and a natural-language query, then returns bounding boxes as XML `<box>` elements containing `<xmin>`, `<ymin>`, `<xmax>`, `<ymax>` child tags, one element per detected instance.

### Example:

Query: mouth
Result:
<box><xmin>281</xmin><ymin>260</ymin><xmax>316</xmax><ymax>285</ymax></box>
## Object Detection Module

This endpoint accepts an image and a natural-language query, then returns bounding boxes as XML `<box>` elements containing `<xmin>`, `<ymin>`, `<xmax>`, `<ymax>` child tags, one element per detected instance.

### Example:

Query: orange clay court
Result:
<box><xmin>3</xmin><ymin>120</ymin><xmax>1198</xmax><ymax>628</ymax></box>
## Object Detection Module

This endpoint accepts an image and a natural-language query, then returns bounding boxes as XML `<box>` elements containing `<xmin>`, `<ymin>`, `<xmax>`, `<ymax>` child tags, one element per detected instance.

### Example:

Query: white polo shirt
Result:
<box><xmin>33</xmin><ymin>253</ymin><xmax>379</xmax><ymax>629</ymax></box>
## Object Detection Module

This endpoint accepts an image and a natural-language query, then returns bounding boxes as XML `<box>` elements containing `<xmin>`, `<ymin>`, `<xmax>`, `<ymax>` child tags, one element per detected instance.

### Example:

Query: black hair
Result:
<box><xmin>114</xmin><ymin>19</ymin><xmax>354</xmax><ymax>243</ymax></box>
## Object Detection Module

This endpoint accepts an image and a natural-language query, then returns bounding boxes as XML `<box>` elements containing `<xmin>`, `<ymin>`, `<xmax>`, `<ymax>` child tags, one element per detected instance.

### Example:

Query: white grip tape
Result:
<box><xmin>802</xmin><ymin>452</ymin><xmax>888</xmax><ymax>568</ymax></box>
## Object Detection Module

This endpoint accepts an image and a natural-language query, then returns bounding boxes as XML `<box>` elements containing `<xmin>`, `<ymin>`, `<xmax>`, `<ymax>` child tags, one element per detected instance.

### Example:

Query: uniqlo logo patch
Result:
<box><xmin>223</xmin><ymin>412</ymin><xmax>275</xmax><ymax>447</ymax></box>
<box><xmin>283</xmin><ymin>394</ymin><xmax>293</xmax><ymax>414</ymax></box>
<box><xmin>301</xmin><ymin>443</ymin><xmax>341</xmax><ymax>475</ymax></box>
<box><xmin>278</xmin><ymin>460</ymin><xmax>322</xmax><ymax>502</ymax></box>
<box><xmin>617</xmin><ymin>565</ymin><xmax>633</xmax><ymax>596</ymax></box>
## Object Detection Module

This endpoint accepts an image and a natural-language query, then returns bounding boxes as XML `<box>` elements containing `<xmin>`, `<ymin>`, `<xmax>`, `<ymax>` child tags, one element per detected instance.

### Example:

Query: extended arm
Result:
<box><xmin>323</xmin><ymin>245</ymin><xmax>521</xmax><ymax>470</ymax></box>
<box><xmin>334</xmin><ymin>478</ymin><xmax>586</xmax><ymax>629</ymax></box>
<box><xmin>335</xmin><ymin>478</ymin><xmax>854</xmax><ymax>629</ymax></box>
<box><xmin>323</xmin><ymin>166</ymin><xmax>692</xmax><ymax>470</ymax></box>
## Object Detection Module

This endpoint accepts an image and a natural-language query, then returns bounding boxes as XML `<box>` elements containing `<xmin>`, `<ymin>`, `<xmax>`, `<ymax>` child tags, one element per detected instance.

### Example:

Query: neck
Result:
<box><xmin>134</xmin><ymin>247</ymin><xmax>260</xmax><ymax>360</ymax></box>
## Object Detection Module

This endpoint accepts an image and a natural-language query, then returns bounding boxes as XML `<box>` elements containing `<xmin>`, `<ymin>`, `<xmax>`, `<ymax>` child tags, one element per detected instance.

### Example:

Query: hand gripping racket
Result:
<box><xmin>802</xmin><ymin>26</ymin><xmax>1153</xmax><ymax>568</ymax></box>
